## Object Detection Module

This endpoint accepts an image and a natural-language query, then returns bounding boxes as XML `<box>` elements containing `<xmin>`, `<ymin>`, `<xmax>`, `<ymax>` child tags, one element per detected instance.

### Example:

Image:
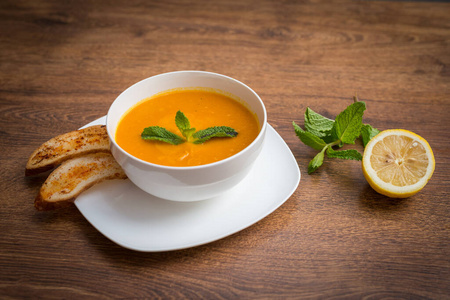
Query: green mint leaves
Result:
<box><xmin>332</xmin><ymin>101</ymin><xmax>366</xmax><ymax>144</ymax></box>
<box><xmin>141</xmin><ymin>126</ymin><xmax>185</xmax><ymax>145</ymax></box>
<box><xmin>361</xmin><ymin>124</ymin><xmax>380</xmax><ymax>147</ymax></box>
<box><xmin>175</xmin><ymin>111</ymin><xmax>197</xmax><ymax>141</ymax></box>
<box><xmin>304</xmin><ymin>107</ymin><xmax>334</xmax><ymax>142</ymax></box>
<box><xmin>141</xmin><ymin>111</ymin><xmax>238</xmax><ymax>145</ymax></box>
<box><xmin>192</xmin><ymin>126</ymin><xmax>238</xmax><ymax>144</ymax></box>
<box><xmin>293</xmin><ymin>97</ymin><xmax>379</xmax><ymax>174</ymax></box>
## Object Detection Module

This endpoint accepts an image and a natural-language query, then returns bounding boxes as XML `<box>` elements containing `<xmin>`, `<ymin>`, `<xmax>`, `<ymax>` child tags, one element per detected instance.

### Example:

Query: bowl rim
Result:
<box><xmin>106</xmin><ymin>70</ymin><xmax>267</xmax><ymax>171</ymax></box>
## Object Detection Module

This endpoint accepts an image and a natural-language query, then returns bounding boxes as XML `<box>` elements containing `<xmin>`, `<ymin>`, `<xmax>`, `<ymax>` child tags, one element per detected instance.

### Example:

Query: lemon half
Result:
<box><xmin>362</xmin><ymin>129</ymin><xmax>435</xmax><ymax>198</ymax></box>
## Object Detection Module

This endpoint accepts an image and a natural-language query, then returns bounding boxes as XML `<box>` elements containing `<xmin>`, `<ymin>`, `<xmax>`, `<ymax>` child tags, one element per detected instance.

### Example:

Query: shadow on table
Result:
<box><xmin>358</xmin><ymin>184</ymin><xmax>409</xmax><ymax>212</ymax></box>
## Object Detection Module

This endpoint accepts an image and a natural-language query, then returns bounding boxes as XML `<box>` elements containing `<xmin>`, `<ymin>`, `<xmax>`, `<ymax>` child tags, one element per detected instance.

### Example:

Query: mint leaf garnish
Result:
<box><xmin>193</xmin><ymin>126</ymin><xmax>238</xmax><ymax>144</ymax></box>
<box><xmin>141</xmin><ymin>126</ymin><xmax>185</xmax><ymax>145</ymax></box>
<box><xmin>141</xmin><ymin>111</ymin><xmax>238</xmax><ymax>145</ymax></box>
<box><xmin>332</xmin><ymin>101</ymin><xmax>366</xmax><ymax>144</ymax></box>
<box><xmin>175</xmin><ymin>111</ymin><xmax>196</xmax><ymax>140</ymax></box>
<box><xmin>361</xmin><ymin>124</ymin><xmax>380</xmax><ymax>147</ymax></box>
<box><xmin>293</xmin><ymin>96</ymin><xmax>379</xmax><ymax>174</ymax></box>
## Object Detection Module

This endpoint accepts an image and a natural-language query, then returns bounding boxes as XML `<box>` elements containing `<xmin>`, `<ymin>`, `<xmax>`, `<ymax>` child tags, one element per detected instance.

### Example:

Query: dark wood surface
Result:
<box><xmin>1</xmin><ymin>0</ymin><xmax>449</xmax><ymax>298</ymax></box>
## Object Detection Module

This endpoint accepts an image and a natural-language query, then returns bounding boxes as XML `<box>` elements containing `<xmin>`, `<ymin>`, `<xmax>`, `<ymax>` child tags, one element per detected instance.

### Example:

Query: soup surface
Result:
<box><xmin>115</xmin><ymin>89</ymin><xmax>260</xmax><ymax>167</ymax></box>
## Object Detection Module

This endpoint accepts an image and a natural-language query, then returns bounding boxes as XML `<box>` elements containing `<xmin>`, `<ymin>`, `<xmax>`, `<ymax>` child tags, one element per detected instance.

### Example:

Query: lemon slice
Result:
<box><xmin>362</xmin><ymin>129</ymin><xmax>435</xmax><ymax>198</ymax></box>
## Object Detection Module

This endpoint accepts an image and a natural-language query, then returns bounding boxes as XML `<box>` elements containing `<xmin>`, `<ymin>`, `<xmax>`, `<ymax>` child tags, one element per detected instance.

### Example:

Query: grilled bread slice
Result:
<box><xmin>35</xmin><ymin>152</ymin><xmax>127</xmax><ymax>211</ymax></box>
<box><xmin>26</xmin><ymin>125</ymin><xmax>110</xmax><ymax>176</ymax></box>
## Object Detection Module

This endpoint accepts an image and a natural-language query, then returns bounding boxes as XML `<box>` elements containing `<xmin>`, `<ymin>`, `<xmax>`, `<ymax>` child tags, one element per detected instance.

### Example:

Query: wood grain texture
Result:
<box><xmin>1</xmin><ymin>0</ymin><xmax>449</xmax><ymax>298</ymax></box>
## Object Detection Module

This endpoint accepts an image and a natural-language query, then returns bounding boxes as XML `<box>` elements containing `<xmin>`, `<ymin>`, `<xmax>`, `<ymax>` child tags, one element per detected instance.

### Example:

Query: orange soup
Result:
<box><xmin>115</xmin><ymin>89</ymin><xmax>260</xmax><ymax>167</ymax></box>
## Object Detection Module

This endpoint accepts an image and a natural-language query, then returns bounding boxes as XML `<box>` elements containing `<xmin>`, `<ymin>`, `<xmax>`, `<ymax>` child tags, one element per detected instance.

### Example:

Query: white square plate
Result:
<box><xmin>75</xmin><ymin>117</ymin><xmax>300</xmax><ymax>251</ymax></box>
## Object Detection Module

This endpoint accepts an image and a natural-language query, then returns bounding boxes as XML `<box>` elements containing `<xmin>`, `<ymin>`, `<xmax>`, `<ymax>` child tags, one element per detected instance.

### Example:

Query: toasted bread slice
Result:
<box><xmin>35</xmin><ymin>153</ymin><xmax>127</xmax><ymax>211</ymax></box>
<box><xmin>26</xmin><ymin>125</ymin><xmax>110</xmax><ymax>176</ymax></box>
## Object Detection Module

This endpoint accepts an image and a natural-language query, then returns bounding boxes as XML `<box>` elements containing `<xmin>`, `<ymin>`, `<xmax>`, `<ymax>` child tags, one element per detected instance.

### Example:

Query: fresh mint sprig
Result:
<box><xmin>141</xmin><ymin>111</ymin><xmax>238</xmax><ymax>145</ymax></box>
<box><xmin>293</xmin><ymin>96</ymin><xmax>379</xmax><ymax>174</ymax></box>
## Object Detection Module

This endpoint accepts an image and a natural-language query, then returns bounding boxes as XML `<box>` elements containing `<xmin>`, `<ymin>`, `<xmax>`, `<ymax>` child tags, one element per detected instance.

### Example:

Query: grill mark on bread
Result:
<box><xmin>26</xmin><ymin>125</ymin><xmax>110</xmax><ymax>176</ymax></box>
<box><xmin>34</xmin><ymin>153</ymin><xmax>127</xmax><ymax>211</ymax></box>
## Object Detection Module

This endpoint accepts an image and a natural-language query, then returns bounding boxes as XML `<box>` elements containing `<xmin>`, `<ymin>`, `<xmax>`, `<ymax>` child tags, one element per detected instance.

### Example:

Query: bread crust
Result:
<box><xmin>34</xmin><ymin>152</ymin><xmax>127</xmax><ymax>211</ymax></box>
<box><xmin>26</xmin><ymin>125</ymin><xmax>110</xmax><ymax>176</ymax></box>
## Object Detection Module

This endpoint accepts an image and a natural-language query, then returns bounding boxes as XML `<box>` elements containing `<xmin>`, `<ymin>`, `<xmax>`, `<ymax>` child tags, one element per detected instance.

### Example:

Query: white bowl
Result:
<box><xmin>106</xmin><ymin>71</ymin><xmax>267</xmax><ymax>202</ymax></box>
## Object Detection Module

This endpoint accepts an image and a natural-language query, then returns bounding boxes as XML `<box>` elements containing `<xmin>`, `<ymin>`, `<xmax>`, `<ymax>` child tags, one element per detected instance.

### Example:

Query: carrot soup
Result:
<box><xmin>115</xmin><ymin>89</ymin><xmax>260</xmax><ymax>167</ymax></box>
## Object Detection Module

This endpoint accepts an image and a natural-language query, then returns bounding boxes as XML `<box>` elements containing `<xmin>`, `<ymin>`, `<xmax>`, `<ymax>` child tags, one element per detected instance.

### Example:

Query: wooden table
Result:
<box><xmin>1</xmin><ymin>0</ymin><xmax>449</xmax><ymax>298</ymax></box>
